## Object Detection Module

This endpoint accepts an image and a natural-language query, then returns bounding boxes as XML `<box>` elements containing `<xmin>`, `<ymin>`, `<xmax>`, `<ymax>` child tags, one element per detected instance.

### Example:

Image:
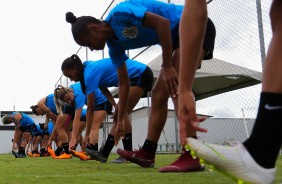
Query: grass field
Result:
<box><xmin>0</xmin><ymin>153</ymin><xmax>281</xmax><ymax>184</ymax></box>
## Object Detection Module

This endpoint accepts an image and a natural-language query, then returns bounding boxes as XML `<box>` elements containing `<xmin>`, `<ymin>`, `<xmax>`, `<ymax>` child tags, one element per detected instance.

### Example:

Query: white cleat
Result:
<box><xmin>187</xmin><ymin>138</ymin><xmax>276</xmax><ymax>184</ymax></box>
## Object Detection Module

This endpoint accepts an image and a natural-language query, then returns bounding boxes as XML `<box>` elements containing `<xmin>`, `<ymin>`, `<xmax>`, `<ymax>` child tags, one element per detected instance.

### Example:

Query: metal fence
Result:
<box><xmin>56</xmin><ymin>0</ymin><xmax>272</xmax><ymax>153</ymax></box>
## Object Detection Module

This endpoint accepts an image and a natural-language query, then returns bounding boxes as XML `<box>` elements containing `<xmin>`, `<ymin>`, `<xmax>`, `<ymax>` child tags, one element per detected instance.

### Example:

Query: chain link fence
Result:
<box><xmin>57</xmin><ymin>0</ymin><xmax>272</xmax><ymax>153</ymax></box>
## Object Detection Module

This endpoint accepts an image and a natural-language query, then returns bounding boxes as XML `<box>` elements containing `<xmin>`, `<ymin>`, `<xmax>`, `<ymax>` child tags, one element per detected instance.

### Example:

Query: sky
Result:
<box><xmin>0</xmin><ymin>0</ymin><xmax>272</xmax><ymax>119</ymax></box>
<box><xmin>0</xmin><ymin>0</ymin><xmax>112</xmax><ymax>111</ymax></box>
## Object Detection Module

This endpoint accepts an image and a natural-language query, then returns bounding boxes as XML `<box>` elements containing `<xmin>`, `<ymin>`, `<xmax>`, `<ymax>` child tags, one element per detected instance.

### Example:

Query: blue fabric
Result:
<box><xmin>84</xmin><ymin>58</ymin><xmax>146</xmax><ymax>95</ymax></box>
<box><xmin>81</xmin><ymin>108</ymin><xmax>87</xmax><ymax>118</ymax></box>
<box><xmin>94</xmin><ymin>88</ymin><xmax>108</xmax><ymax>106</ymax></box>
<box><xmin>12</xmin><ymin>112</ymin><xmax>35</xmax><ymax>127</ymax></box>
<box><xmin>47</xmin><ymin>121</ymin><xmax>54</xmax><ymax>135</ymax></box>
<box><xmin>70</xmin><ymin>82</ymin><xmax>87</xmax><ymax>110</ymax></box>
<box><xmin>46</xmin><ymin>94</ymin><xmax>58</xmax><ymax>115</ymax></box>
<box><xmin>32</xmin><ymin>124</ymin><xmax>44</xmax><ymax>136</ymax></box>
<box><xmin>105</xmin><ymin>0</ymin><xmax>183</xmax><ymax>67</ymax></box>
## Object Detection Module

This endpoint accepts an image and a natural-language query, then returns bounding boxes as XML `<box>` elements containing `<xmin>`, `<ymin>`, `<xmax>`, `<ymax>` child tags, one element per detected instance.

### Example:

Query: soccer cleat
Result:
<box><xmin>47</xmin><ymin>147</ymin><xmax>56</xmax><ymax>159</ymax></box>
<box><xmin>44</xmin><ymin>152</ymin><xmax>50</xmax><ymax>157</ymax></box>
<box><xmin>12</xmin><ymin>150</ymin><xmax>17</xmax><ymax>158</ymax></box>
<box><xmin>71</xmin><ymin>150</ymin><xmax>89</xmax><ymax>161</ymax></box>
<box><xmin>187</xmin><ymin>138</ymin><xmax>276</xmax><ymax>184</ymax></box>
<box><xmin>27</xmin><ymin>152</ymin><xmax>33</xmax><ymax>157</ymax></box>
<box><xmin>86</xmin><ymin>148</ymin><xmax>107</xmax><ymax>163</ymax></box>
<box><xmin>33</xmin><ymin>153</ymin><xmax>40</xmax><ymax>157</ymax></box>
<box><xmin>15</xmin><ymin>152</ymin><xmax>27</xmax><ymax>158</ymax></box>
<box><xmin>110</xmin><ymin>156</ymin><xmax>128</xmax><ymax>164</ymax></box>
<box><xmin>159</xmin><ymin>150</ymin><xmax>205</xmax><ymax>172</ymax></box>
<box><xmin>117</xmin><ymin>148</ymin><xmax>155</xmax><ymax>168</ymax></box>
<box><xmin>54</xmin><ymin>153</ymin><xmax>72</xmax><ymax>159</ymax></box>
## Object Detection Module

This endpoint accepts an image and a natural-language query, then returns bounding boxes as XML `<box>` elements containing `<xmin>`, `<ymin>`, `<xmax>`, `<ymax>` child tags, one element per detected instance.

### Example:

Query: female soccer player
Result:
<box><xmin>30</xmin><ymin>94</ymin><xmax>58</xmax><ymax>125</ymax></box>
<box><xmin>65</xmin><ymin>0</ymin><xmax>215</xmax><ymax>170</ymax></box>
<box><xmin>54</xmin><ymin>82</ymin><xmax>112</xmax><ymax>160</ymax></box>
<box><xmin>61</xmin><ymin>56</ymin><xmax>153</xmax><ymax>163</ymax></box>
<box><xmin>2</xmin><ymin>112</ymin><xmax>36</xmax><ymax>158</ymax></box>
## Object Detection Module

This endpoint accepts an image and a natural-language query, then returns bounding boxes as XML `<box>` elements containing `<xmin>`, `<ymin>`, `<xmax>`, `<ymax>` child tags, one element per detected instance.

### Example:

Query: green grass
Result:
<box><xmin>0</xmin><ymin>154</ymin><xmax>281</xmax><ymax>184</ymax></box>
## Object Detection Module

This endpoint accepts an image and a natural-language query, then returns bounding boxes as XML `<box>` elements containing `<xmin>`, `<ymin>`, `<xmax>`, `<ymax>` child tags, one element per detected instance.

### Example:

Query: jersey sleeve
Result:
<box><xmin>107</xmin><ymin>42</ymin><xmax>129</xmax><ymax>68</ymax></box>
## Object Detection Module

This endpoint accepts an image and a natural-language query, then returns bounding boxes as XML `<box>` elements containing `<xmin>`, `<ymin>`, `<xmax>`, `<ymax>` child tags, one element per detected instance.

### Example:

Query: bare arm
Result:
<box><xmin>100</xmin><ymin>87</ymin><xmax>117</xmax><ymax>107</ymax></box>
<box><xmin>38</xmin><ymin>97</ymin><xmax>49</xmax><ymax>112</ymax></box>
<box><xmin>69</xmin><ymin>108</ymin><xmax>83</xmax><ymax>149</ymax></box>
<box><xmin>178</xmin><ymin>0</ymin><xmax>208</xmax><ymax>146</ymax></box>
<box><xmin>114</xmin><ymin>63</ymin><xmax>129</xmax><ymax>145</ymax></box>
<box><xmin>143</xmin><ymin>12</ymin><xmax>173</xmax><ymax>68</ymax></box>
<box><xmin>85</xmin><ymin>92</ymin><xmax>95</xmax><ymax>139</ymax></box>
<box><xmin>38</xmin><ymin>97</ymin><xmax>57</xmax><ymax>124</ymax></box>
<box><xmin>143</xmin><ymin>12</ymin><xmax>178</xmax><ymax>97</ymax></box>
<box><xmin>13</xmin><ymin>113</ymin><xmax>23</xmax><ymax>147</ymax></box>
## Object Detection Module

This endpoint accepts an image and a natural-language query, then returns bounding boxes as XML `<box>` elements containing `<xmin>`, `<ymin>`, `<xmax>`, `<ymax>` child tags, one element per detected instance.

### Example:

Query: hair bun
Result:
<box><xmin>66</xmin><ymin>12</ymin><xmax>77</xmax><ymax>24</ymax></box>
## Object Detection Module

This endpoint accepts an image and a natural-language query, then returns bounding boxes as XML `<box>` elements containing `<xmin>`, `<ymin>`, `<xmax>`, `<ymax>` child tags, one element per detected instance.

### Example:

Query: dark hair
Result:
<box><xmin>30</xmin><ymin>105</ymin><xmax>39</xmax><ymax>115</ymax></box>
<box><xmin>61</xmin><ymin>54</ymin><xmax>87</xmax><ymax>94</ymax></box>
<box><xmin>66</xmin><ymin>12</ymin><xmax>102</xmax><ymax>41</ymax></box>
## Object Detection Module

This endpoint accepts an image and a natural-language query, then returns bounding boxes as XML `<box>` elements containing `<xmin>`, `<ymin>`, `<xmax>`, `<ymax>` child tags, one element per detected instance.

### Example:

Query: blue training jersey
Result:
<box><xmin>94</xmin><ymin>88</ymin><xmax>108</xmax><ymax>106</ymax></box>
<box><xmin>12</xmin><ymin>112</ymin><xmax>35</xmax><ymax>127</ymax></box>
<box><xmin>70</xmin><ymin>82</ymin><xmax>108</xmax><ymax>109</ymax></box>
<box><xmin>32</xmin><ymin>124</ymin><xmax>44</xmax><ymax>136</ymax></box>
<box><xmin>105</xmin><ymin>0</ymin><xmax>183</xmax><ymax>68</ymax></box>
<box><xmin>46</xmin><ymin>94</ymin><xmax>58</xmax><ymax>115</ymax></box>
<box><xmin>47</xmin><ymin>121</ymin><xmax>54</xmax><ymax>135</ymax></box>
<box><xmin>83</xmin><ymin>58</ymin><xmax>146</xmax><ymax>95</ymax></box>
<box><xmin>70</xmin><ymin>82</ymin><xmax>87</xmax><ymax>110</ymax></box>
<box><xmin>81</xmin><ymin>108</ymin><xmax>86</xmax><ymax>120</ymax></box>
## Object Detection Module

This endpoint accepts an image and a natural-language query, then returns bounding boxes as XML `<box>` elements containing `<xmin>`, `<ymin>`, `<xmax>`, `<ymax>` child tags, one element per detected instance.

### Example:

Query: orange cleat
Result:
<box><xmin>47</xmin><ymin>147</ymin><xmax>56</xmax><ymax>159</ymax></box>
<box><xmin>33</xmin><ymin>153</ymin><xmax>40</xmax><ymax>157</ymax></box>
<box><xmin>54</xmin><ymin>153</ymin><xmax>72</xmax><ymax>159</ymax></box>
<box><xmin>27</xmin><ymin>152</ymin><xmax>33</xmax><ymax>157</ymax></box>
<box><xmin>71</xmin><ymin>150</ymin><xmax>89</xmax><ymax>161</ymax></box>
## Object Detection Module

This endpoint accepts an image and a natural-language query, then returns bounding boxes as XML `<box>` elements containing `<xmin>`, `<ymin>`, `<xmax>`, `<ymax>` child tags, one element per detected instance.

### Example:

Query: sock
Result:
<box><xmin>244</xmin><ymin>92</ymin><xmax>282</xmax><ymax>168</ymax></box>
<box><xmin>40</xmin><ymin>148</ymin><xmax>46</xmax><ymax>153</ymax></box>
<box><xmin>73</xmin><ymin>144</ymin><xmax>78</xmax><ymax>150</ymax></box>
<box><xmin>86</xmin><ymin>143</ymin><xmax>98</xmax><ymax>151</ymax></box>
<box><xmin>94</xmin><ymin>143</ymin><xmax>98</xmax><ymax>151</ymax></box>
<box><xmin>55</xmin><ymin>147</ymin><xmax>63</xmax><ymax>156</ymax></box>
<box><xmin>142</xmin><ymin>139</ymin><xmax>157</xmax><ymax>154</ymax></box>
<box><xmin>101</xmin><ymin>134</ymin><xmax>115</xmax><ymax>158</ymax></box>
<box><xmin>62</xmin><ymin>143</ymin><xmax>71</xmax><ymax>154</ymax></box>
<box><xmin>122</xmin><ymin>133</ymin><xmax>132</xmax><ymax>151</ymax></box>
<box><xmin>18</xmin><ymin>147</ymin><xmax>25</xmax><ymax>154</ymax></box>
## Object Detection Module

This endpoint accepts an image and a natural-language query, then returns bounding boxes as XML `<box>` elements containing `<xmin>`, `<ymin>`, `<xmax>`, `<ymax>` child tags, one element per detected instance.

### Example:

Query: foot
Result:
<box><xmin>86</xmin><ymin>148</ymin><xmax>107</xmax><ymax>163</ymax></box>
<box><xmin>32</xmin><ymin>153</ymin><xmax>40</xmax><ymax>157</ymax></box>
<box><xmin>47</xmin><ymin>147</ymin><xmax>56</xmax><ymax>158</ymax></box>
<box><xmin>27</xmin><ymin>152</ymin><xmax>33</xmax><ymax>157</ymax></box>
<box><xmin>12</xmin><ymin>150</ymin><xmax>17</xmax><ymax>158</ymax></box>
<box><xmin>187</xmin><ymin>138</ymin><xmax>276</xmax><ymax>184</ymax></box>
<box><xmin>159</xmin><ymin>150</ymin><xmax>205</xmax><ymax>172</ymax></box>
<box><xmin>71</xmin><ymin>150</ymin><xmax>89</xmax><ymax>161</ymax></box>
<box><xmin>117</xmin><ymin>148</ymin><xmax>155</xmax><ymax>168</ymax></box>
<box><xmin>15</xmin><ymin>152</ymin><xmax>27</xmax><ymax>158</ymax></box>
<box><xmin>54</xmin><ymin>153</ymin><xmax>72</xmax><ymax>159</ymax></box>
<box><xmin>110</xmin><ymin>156</ymin><xmax>128</xmax><ymax>164</ymax></box>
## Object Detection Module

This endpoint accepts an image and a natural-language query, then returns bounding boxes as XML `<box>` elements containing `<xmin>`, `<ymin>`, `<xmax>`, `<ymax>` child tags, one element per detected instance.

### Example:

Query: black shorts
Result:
<box><xmin>61</xmin><ymin>104</ymin><xmax>75</xmax><ymax>120</ymax></box>
<box><xmin>43</xmin><ymin>130</ymin><xmax>49</xmax><ymax>137</ymax></box>
<box><xmin>172</xmin><ymin>17</ymin><xmax>216</xmax><ymax>60</ymax></box>
<box><xmin>19</xmin><ymin>124</ymin><xmax>36</xmax><ymax>133</ymax></box>
<box><xmin>95</xmin><ymin>101</ymin><xmax>112</xmax><ymax>114</ymax></box>
<box><xmin>129</xmin><ymin>66</ymin><xmax>154</xmax><ymax>97</ymax></box>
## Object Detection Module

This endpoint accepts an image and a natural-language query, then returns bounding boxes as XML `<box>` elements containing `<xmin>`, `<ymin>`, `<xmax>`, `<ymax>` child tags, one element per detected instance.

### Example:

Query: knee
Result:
<box><xmin>151</xmin><ymin>87</ymin><xmax>168</xmax><ymax>105</ymax></box>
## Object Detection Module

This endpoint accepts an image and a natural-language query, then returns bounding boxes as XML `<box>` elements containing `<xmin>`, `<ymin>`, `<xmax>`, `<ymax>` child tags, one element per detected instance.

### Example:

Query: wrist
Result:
<box><xmin>161</xmin><ymin>63</ymin><xmax>172</xmax><ymax>68</ymax></box>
